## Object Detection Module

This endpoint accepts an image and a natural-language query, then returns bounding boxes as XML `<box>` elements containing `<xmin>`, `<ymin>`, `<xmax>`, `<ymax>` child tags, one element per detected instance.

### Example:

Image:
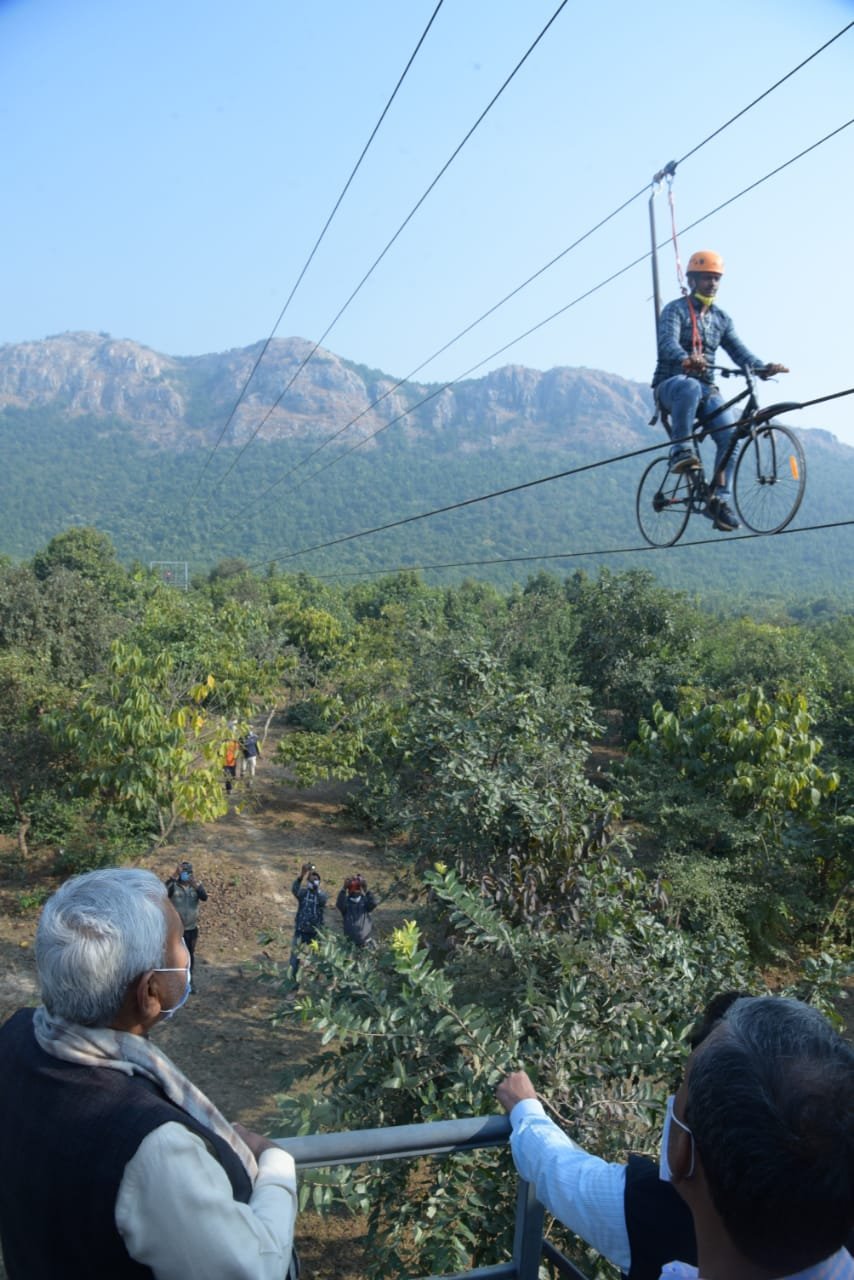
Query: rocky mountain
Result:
<box><xmin>0</xmin><ymin>331</ymin><xmax>850</xmax><ymax>600</ymax></box>
<box><xmin>0</xmin><ymin>331</ymin><xmax>657</xmax><ymax>453</ymax></box>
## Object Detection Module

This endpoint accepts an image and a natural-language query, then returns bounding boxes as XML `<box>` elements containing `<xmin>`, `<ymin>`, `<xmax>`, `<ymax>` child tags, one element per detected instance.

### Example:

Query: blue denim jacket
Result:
<box><xmin>651</xmin><ymin>296</ymin><xmax>765</xmax><ymax>388</ymax></box>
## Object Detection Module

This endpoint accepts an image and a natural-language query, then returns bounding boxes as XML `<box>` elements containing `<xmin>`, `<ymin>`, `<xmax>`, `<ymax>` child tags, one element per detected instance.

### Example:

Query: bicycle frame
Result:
<box><xmin>637</xmin><ymin>366</ymin><xmax>806</xmax><ymax>546</ymax></box>
<box><xmin>694</xmin><ymin>366</ymin><xmax>802</xmax><ymax>482</ymax></box>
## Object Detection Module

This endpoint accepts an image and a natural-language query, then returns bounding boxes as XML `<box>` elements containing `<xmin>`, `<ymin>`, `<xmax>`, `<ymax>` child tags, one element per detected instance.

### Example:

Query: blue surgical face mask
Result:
<box><xmin>659</xmin><ymin>1094</ymin><xmax>695</xmax><ymax>1181</ymax></box>
<box><xmin>179</xmin><ymin>871</ymin><xmax>190</xmax><ymax>883</ymax></box>
<box><xmin>154</xmin><ymin>956</ymin><xmax>192</xmax><ymax>1020</ymax></box>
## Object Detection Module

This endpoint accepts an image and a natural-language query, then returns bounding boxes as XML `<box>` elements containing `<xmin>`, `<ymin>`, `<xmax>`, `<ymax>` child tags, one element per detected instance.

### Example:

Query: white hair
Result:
<box><xmin>36</xmin><ymin>868</ymin><xmax>169</xmax><ymax>1026</ymax></box>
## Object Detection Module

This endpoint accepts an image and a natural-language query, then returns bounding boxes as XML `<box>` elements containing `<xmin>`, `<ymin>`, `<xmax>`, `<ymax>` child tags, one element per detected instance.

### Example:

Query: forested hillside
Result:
<box><xmin>0</xmin><ymin>406</ymin><xmax>851</xmax><ymax>604</ymax></box>
<box><xmin>0</xmin><ymin>332</ymin><xmax>851</xmax><ymax>602</ymax></box>
<box><xmin>1</xmin><ymin>531</ymin><xmax>850</xmax><ymax>1275</ymax></box>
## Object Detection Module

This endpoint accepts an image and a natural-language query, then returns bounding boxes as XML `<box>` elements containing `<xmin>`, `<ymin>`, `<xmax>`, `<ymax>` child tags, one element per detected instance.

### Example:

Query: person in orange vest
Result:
<box><xmin>223</xmin><ymin>731</ymin><xmax>239</xmax><ymax>794</ymax></box>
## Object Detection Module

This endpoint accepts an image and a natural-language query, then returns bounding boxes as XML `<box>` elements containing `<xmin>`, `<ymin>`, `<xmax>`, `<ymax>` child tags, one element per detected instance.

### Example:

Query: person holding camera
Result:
<box><xmin>335</xmin><ymin>875</ymin><xmax>377</xmax><ymax>948</ymax></box>
<box><xmin>290</xmin><ymin>863</ymin><xmax>328</xmax><ymax>976</ymax></box>
<box><xmin>165</xmin><ymin>860</ymin><xmax>207</xmax><ymax>994</ymax></box>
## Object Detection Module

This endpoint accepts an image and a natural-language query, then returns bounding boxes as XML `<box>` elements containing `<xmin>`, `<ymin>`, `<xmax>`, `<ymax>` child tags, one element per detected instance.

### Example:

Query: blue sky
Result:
<box><xmin>2</xmin><ymin>0</ymin><xmax>853</xmax><ymax>443</ymax></box>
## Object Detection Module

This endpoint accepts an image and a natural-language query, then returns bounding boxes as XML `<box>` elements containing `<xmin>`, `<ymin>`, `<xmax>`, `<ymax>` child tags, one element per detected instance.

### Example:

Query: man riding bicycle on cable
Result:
<box><xmin>651</xmin><ymin>249</ymin><xmax>788</xmax><ymax>532</ymax></box>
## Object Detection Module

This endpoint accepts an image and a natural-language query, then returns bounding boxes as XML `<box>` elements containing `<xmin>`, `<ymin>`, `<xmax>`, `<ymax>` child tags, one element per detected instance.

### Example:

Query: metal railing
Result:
<box><xmin>277</xmin><ymin>1115</ymin><xmax>586</xmax><ymax>1280</ymax></box>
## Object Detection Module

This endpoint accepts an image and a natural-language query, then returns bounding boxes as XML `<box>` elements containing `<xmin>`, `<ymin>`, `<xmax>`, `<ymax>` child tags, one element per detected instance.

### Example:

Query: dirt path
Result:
<box><xmin>0</xmin><ymin>742</ymin><xmax>407</xmax><ymax>1278</ymax></box>
<box><xmin>154</xmin><ymin>762</ymin><xmax>391</xmax><ymax>1128</ymax></box>
<box><xmin>2</xmin><ymin>734</ymin><xmax>850</xmax><ymax>1278</ymax></box>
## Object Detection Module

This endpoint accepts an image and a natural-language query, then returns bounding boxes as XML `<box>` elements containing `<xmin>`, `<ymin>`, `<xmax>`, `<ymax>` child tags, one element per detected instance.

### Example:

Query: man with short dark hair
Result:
<box><xmin>497</xmin><ymin>994</ymin><xmax>854</xmax><ymax>1280</ymax></box>
<box><xmin>0</xmin><ymin>868</ymin><xmax>298</xmax><ymax>1280</ymax></box>
<box><xmin>662</xmin><ymin>996</ymin><xmax>853</xmax><ymax>1279</ymax></box>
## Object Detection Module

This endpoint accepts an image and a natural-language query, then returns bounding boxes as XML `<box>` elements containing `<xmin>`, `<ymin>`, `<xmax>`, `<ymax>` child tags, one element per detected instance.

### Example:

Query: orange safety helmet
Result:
<box><xmin>686</xmin><ymin>250</ymin><xmax>724</xmax><ymax>276</ymax></box>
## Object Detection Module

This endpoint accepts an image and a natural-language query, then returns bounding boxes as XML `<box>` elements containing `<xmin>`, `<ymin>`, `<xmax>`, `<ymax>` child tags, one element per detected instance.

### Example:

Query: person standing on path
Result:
<box><xmin>289</xmin><ymin>863</ymin><xmax>328</xmax><ymax>976</ymax></box>
<box><xmin>336</xmin><ymin>876</ymin><xmax>377</xmax><ymax>948</ymax></box>
<box><xmin>240</xmin><ymin>726</ymin><xmax>261</xmax><ymax>786</ymax></box>
<box><xmin>165</xmin><ymin>860</ymin><xmax>207</xmax><ymax>994</ymax></box>
<box><xmin>223</xmin><ymin>734</ymin><xmax>239</xmax><ymax>794</ymax></box>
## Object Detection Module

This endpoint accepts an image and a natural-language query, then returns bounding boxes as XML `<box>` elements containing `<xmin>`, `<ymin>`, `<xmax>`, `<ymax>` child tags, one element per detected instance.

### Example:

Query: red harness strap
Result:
<box><xmin>685</xmin><ymin>295</ymin><xmax>707</xmax><ymax>359</ymax></box>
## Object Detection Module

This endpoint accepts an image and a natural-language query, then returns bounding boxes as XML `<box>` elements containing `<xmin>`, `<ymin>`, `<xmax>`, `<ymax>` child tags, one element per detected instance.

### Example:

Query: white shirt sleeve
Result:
<box><xmin>508</xmin><ymin>1098</ymin><xmax>631</xmax><ymax>1272</ymax></box>
<box><xmin>115</xmin><ymin>1122</ymin><xmax>297</xmax><ymax>1280</ymax></box>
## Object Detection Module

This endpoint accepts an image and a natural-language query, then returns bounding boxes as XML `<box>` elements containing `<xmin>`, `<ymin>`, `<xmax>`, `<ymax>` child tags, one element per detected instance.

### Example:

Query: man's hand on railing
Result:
<box><xmin>497</xmin><ymin>1070</ymin><xmax>538</xmax><ymax>1114</ymax></box>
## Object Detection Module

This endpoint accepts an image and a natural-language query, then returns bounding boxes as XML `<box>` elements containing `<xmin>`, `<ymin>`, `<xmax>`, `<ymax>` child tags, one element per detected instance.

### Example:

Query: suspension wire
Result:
<box><xmin>187</xmin><ymin>0</ymin><xmax>447</xmax><ymax>500</ymax></box>
<box><xmin>675</xmin><ymin>21</ymin><xmax>852</xmax><ymax>166</ymax></box>
<box><xmin>209</xmin><ymin>23</ymin><xmax>854</xmax><ymax>515</ymax></box>
<box><xmin>235</xmin><ymin>119</ymin><xmax>853</xmax><ymax>569</ymax></box>
<box><xmin>244</xmin><ymin>382</ymin><xmax>854</xmax><ymax>570</ymax></box>
<box><xmin>245</xmin><ymin>117</ymin><xmax>854</xmax><ymax>519</ymax></box>
<box><xmin>205</xmin><ymin>0</ymin><xmax>572</xmax><ymax>495</ymax></box>
<box><xmin>246</xmin><ymin>186</ymin><xmax>651</xmax><ymax>504</ymax></box>
<box><xmin>307</xmin><ymin>518</ymin><xmax>854</xmax><ymax>580</ymax></box>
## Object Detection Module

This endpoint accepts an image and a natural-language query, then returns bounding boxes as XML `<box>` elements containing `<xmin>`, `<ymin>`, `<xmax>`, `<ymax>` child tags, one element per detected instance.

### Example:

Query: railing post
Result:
<box><xmin>512</xmin><ymin>1178</ymin><xmax>545</xmax><ymax>1280</ymax></box>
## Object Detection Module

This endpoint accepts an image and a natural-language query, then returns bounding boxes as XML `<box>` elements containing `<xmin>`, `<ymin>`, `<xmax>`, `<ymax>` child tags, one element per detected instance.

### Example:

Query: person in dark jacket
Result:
<box><xmin>165</xmin><ymin>859</ymin><xmax>207</xmax><ymax>993</ymax></box>
<box><xmin>290</xmin><ymin>863</ymin><xmax>328</xmax><ymax>975</ymax></box>
<box><xmin>0</xmin><ymin>867</ymin><xmax>297</xmax><ymax>1280</ymax></box>
<box><xmin>240</xmin><ymin>726</ymin><xmax>261</xmax><ymax>785</ymax></box>
<box><xmin>335</xmin><ymin>875</ymin><xmax>377</xmax><ymax>947</ymax></box>
<box><xmin>651</xmin><ymin>249</ymin><xmax>787</xmax><ymax>532</ymax></box>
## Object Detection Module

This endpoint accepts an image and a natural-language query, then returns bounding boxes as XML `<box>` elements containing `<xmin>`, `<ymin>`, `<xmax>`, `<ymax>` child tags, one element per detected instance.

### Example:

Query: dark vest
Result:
<box><xmin>623</xmin><ymin>1153</ymin><xmax>696</xmax><ymax>1280</ymax></box>
<box><xmin>622</xmin><ymin>1153</ymin><xmax>854</xmax><ymax>1278</ymax></box>
<box><xmin>0</xmin><ymin>1009</ymin><xmax>252</xmax><ymax>1279</ymax></box>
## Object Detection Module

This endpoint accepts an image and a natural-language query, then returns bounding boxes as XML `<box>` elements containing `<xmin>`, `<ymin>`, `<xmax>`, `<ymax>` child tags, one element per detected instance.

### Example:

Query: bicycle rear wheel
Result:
<box><xmin>733</xmin><ymin>423</ymin><xmax>806</xmax><ymax>534</ymax></box>
<box><xmin>636</xmin><ymin>456</ymin><xmax>692</xmax><ymax>547</ymax></box>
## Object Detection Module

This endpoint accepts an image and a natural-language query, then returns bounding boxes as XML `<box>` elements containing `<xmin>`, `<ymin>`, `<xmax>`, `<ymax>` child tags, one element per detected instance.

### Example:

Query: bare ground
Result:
<box><xmin>1</xmin><ymin>731</ymin><xmax>850</xmax><ymax>1278</ymax></box>
<box><xmin>0</xmin><ymin>745</ymin><xmax>408</xmax><ymax>1278</ymax></box>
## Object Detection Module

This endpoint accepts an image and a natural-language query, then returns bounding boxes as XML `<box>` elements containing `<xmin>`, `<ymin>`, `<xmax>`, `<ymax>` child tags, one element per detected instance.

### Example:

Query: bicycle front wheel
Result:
<box><xmin>636</xmin><ymin>456</ymin><xmax>692</xmax><ymax>547</ymax></box>
<box><xmin>733</xmin><ymin>424</ymin><xmax>806</xmax><ymax>534</ymax></box>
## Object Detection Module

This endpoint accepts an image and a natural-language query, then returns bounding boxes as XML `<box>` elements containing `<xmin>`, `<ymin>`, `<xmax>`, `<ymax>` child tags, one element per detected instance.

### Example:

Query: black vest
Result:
<box><xmin>0</xmin><ymin>1009</ymin><xmax>252</xmax><ymax>1279</ymax></box>
<box><xmin>623</xmin><ymin>1153</ymin><xmax>697</xmax><ymax>1280</ymax></box>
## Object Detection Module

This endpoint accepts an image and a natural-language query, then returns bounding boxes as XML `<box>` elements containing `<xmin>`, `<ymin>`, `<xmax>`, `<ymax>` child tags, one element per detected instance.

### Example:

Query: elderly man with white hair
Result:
<box><xmin>0</xmin><ymin>867</ymin><xmax>298</xmax><ymax>1280</ymax></box>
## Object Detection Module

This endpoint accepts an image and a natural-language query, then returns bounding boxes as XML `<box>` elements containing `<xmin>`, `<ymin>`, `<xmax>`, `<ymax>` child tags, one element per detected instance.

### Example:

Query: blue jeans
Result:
<box><xmin>656</xmin><ymin>375</ymin><xmax>736</xmax><ymax>499</ymax></box>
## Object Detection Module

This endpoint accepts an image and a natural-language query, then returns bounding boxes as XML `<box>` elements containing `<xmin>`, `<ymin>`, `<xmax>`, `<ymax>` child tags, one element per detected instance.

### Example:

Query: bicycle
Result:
<box><xmin>636</xmin><ymin>366</ymin><xmax>806</xmax><ymax>547</ymax></box>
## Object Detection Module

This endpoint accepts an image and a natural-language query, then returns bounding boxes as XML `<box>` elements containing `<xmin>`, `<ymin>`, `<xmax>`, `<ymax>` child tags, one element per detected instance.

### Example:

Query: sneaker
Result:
<box><xmin>708</xmin><ymin>497</ymin><xmax>740</xmax><ymax>532</ymax></box>
<box><xmin>670</xmin><ymin>447</ymin><xmax>699</xmax><ymax>475</ymax></box>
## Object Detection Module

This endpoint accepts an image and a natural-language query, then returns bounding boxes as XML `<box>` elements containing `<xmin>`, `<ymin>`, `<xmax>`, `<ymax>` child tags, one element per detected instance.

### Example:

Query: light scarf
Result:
<box><xmin>33</xmin><ymin>1005</ymin><xmax>258</xmax><ymax>1180</ymax></box>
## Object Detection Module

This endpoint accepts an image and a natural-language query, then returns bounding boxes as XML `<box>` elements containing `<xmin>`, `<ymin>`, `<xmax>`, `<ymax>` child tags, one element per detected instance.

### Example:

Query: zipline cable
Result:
<box><xmin>236</xmin><ymin>120</ymin><xmax>853</xmax><ymax>569</ymax></box>
<box><xmin>246</xmin><ymin>384</ymin><xmax>854</xmax><ymax>569</ymax></box>
<box><xmin>205</xmin><ymin>0</ymin><xmax>573</xmax><ymax>492</ymax></box>
<box><xmin>188</xmin><ymin>0</ymin><xmax>447</xmax><ymax>499</ymax></box>
<box><xmin>245</xmin><ymin>116</ymin><xmax>854</xmax><ymax>517</ymax></box>
<box><xmin>213</xmin><ymin>22</ymin><xmax>854</xmax><ymax>512</ymax></box>
<box><xmin>308</xmin><ymin>518</ymin><xmax>854</xmax><ymax>580</ymax></box>
<box><xmin>675</xmin><ymin>20</ymin><xmax>852</xmax><ymax>166</ymax></box>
